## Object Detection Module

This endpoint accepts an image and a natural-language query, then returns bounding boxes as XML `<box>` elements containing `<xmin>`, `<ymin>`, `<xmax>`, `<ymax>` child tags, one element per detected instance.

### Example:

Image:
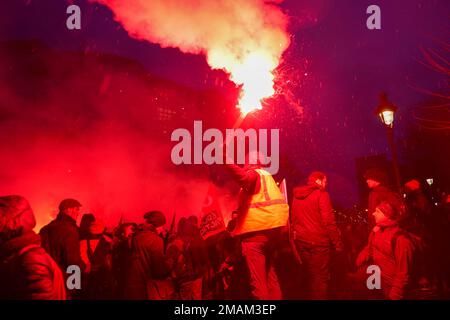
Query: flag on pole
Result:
<box><xmin>279</xmin><ymin>178</ymin><xmax>288</xmax><ymax>203</ymax></box>
<box><xmin>199</xmin><ymin>184</ymin><xmax>226</xmax><ymax>239</ymax></box>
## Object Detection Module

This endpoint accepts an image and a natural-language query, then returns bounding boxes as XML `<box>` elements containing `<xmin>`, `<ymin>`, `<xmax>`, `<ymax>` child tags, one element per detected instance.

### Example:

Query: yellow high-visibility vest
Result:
<box><xmin>233</xmin><ymin>169</ymin><xmax>289</xmax><ymax>236</ymax></box>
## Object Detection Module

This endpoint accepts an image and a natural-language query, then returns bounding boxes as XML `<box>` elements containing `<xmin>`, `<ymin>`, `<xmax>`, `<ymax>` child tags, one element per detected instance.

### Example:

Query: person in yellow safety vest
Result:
<box><xmin>225</xmin><ymin>151</ymin><xmax>289</xmax><ymax>300</ymax></box>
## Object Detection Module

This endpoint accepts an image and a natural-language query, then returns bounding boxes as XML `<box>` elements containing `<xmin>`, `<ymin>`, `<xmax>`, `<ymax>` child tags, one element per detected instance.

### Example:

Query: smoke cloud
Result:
<box><xmin>0</xmin><ymin>41</ymin><xmax>236</xmax><ymax>231</ymax></box>
<box><xmin>92</xmin><ymin>0</ymin><xmax>291</xmax><ymax>89</ymax></box>
<box><xmin>1</xmin><ymin>0</ymin><xmax>291</xmax><ymax>231</ymax></box>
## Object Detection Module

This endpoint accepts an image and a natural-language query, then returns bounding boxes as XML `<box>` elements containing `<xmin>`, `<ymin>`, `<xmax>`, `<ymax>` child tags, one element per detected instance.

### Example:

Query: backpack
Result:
<box><xmin>390</xmin><ymin>230</ymin><xmax>437</xmax><ymax>299</ymax></box>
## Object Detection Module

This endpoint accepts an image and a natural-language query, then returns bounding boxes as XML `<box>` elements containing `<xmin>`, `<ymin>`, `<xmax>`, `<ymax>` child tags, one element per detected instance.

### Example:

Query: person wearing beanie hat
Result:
<box><xmin>307</xmin><ymin>171</ymin><xmax>327</xmax><ymax>188</ymax></box>
<box><xmin>364</xmin><ymin>168</ymin><xmax>405</xmax><ymax>230</ymax></box>
<box><xmin>0</xmin><ymin>195</ymin><xmax>66</xmax><ymax>300</ymax></box>
<box><xmin>40</xmin><ymin>198</ymin><xmax>86</xmax><ymax>289</ymax></box>
<box><xmin>375</xmin><ymin>201</ymin><xmax>399</xmax><ymax>221</ymax></box>
<box><xmin>144</xmin><ymin>210</ymin><xmax>166</xmax><ymax>229</ymax></box>
<box><xmin>291</xmin><ymin>172</ymin><xmax>343</xmax><ymax>299</ymax></box>
<box><xmin>125</xmin><ymin>210</ymin><xmax>173</xmax><ymax>300</ymax></box>
<box><xmin>356</xmin><ymin>201</ymin><xmax>418</xmax><ymax>300</ymax></box>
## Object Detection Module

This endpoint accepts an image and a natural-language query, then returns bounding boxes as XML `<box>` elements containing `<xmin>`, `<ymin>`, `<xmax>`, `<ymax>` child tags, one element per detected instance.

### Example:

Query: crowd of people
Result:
<box><xmin>1</xmin><ymin>157</ymin><xmax>449</xmax><ymax>300</ymax></box>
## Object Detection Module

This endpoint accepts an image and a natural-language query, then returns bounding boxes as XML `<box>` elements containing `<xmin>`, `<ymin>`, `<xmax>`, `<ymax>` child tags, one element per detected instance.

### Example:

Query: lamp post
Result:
<box><xmin>375</xmin><ymin>92</ymin><xmax>402</xmax><ymax>192</ymax></box>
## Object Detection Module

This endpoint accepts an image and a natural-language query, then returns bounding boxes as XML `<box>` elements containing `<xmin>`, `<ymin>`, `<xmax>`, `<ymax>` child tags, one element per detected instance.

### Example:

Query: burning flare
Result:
<box><xmin>227</xmin><ymin>52</ymin><xmax>277</xmax><ymax>115</ymax></box>
<box><xmin>92</xmin><ymin>0</ymin><xmax>290</xmax><ymax>114</ymax></box>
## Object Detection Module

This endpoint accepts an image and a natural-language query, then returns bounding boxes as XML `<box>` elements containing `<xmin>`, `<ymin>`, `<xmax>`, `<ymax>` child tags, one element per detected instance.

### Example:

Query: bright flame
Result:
<box><xmin>91</xmin><ymin>0</ymin><xmax>291</xmax><ymax>116</ymax></box>
<box><xmin>230</xmin><ymin>52</ymin><xmax>277</xmax><ymax>115</ymax></box>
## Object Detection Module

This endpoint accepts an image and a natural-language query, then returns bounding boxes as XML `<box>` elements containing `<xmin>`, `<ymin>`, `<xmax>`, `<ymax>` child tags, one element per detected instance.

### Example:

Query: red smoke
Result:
<box><xmin>92</xmin><ymin>0</ymin><xmax>291</xmax><ymax>113</ymax></box>
<box><xmin>0</xmin><ymin>41</ymin><xmax>236</xmax><ymax>231</ymax></box>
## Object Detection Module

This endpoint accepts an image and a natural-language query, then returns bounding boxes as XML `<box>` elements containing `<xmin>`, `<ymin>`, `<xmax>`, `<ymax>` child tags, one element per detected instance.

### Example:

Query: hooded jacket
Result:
<box><xmin>0</xmin><ymin>231</ymin><xmax>66</xmax><ymax>300</ymax></box>
<box><xmin>291</xmin><ymin>184</ymin><xmax>343</xmax><ymax>250</ymax></box>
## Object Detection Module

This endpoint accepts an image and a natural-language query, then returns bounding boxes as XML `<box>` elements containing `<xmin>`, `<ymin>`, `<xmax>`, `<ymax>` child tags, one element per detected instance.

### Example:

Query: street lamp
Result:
<box><xmin>375</xmin><ymin>92</ymin><xmax>397</xmax><ymax>128</ymax></box>
<box><xmin>375</xmin><ymin>92</ymin><xmax>401</xmax><ymax>192</ymax></box>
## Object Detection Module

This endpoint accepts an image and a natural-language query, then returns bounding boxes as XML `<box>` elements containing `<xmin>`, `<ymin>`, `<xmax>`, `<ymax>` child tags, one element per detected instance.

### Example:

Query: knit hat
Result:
<box><xmin>144</xmin><ymin>211</ymin><xmax>166</xmax><ymax>227</ymax></box>
<box><xmin>58</xmin><ymin>198</ymin><xmax>82</xmax><ymax>212</ymax></box>
<box><xmin>376</xmin><ymin>201</ymin><xmax>399</xmax><ymax>220</ymax></box>
<box><xmin>307</xmin><ymin>171</ymin><xmax>326</xmax><ymax>186</ymax></box>
<box><xmin>0</xmin><ymin>195</ymin><xmax>36</xmax><ymax>235</ymax></box>
<box><xmin>364</xmin><ymin>168</ymin><xmax>388</xmax><ymax>185</ymax></box>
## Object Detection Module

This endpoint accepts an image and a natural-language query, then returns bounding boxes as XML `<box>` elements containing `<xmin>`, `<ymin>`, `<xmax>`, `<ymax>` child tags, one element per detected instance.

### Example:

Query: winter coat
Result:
<box><xmin>125</xmin><ymin>223</ymin><xmax>172</xmax><ymax>299</ymax></box>
<box><xmin>167</xmin><ymin>234</ymin><xmax>208</xmax><ymax>284</ymax></box>
<box><xmin>40</xmin><ymin>213</ymin><xmax>85</xmax><ymax>273</ymax></box>
<box><xmin>357</xmin><ymin>221</ymin><xmax>415</xmax><ymax>300</ymax></box>
<box><xmin>405</xmin><ymin>190</ymin><xmax>432</xmax><ymax>236</ymax></box>
<box><xmin>0</xmin><ymin>231</ymin><xmax>66</xmax><ymax>300</ymax></box>
<box><xmin>291</xmin><ymin>185</ymin><xmax>343</xmax><ymax>250</ymax></box>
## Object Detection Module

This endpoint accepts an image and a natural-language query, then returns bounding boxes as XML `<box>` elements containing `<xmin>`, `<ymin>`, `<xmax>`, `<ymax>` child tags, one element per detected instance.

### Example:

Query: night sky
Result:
<box><xmin>1</xmin><ymin>0</ymin><xmax>448</xmax><ymax>209</ymax></box>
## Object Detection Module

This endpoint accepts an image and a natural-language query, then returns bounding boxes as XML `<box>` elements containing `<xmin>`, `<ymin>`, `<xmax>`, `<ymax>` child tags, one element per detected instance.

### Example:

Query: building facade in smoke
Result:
<box><xmin>0</xmin><ymin>39</ymin><xmax>238</xmax><ymax>230</ymax></box>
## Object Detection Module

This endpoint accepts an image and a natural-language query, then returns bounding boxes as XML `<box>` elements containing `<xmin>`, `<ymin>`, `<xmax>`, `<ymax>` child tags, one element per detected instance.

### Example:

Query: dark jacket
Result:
<box><xmin>226</xmin><ymin>163</ymin><xmax>260</xmax><ymax>195</ymax></box>
<box><xmin>405</xmin><ymin>190</ymin><xmax>432</xmax><ymax>236</ymax></box>
<box><xmin>0</xmin><ymin>231</ymin><xmax>66</xmax><ymax>300</ymax></box>
<box><xmin>357</xmin><ymin>222</ymin><xmax>415</xmax><ymax>300</ymax></box>
<box><xmin>368</xmin><ymin>185</ymin><xmax>405</xmax><ymax>228</ymax></box>
<box><xmin>40</xmin><ymin>213</ymin><xmax>85</xmax><ymax>273</ymax></box>
<box><xmin>291</xmin><ymin>185</ymin><xmax>343</xmax><ymax>250</ymax></box>
<box><xmin>167</xmin><ymin>234</ymin><xmax>208</xmax><ymax>283</ymax></box>
<box><xmin>112</xmin><ymin>237</ymin><xmax>134</xmax><ymax>298</ymax></box>
<box><xmin>125</xmin><ymin>223</ymin><xmax>171</xmax><ymax>299</ymax></box>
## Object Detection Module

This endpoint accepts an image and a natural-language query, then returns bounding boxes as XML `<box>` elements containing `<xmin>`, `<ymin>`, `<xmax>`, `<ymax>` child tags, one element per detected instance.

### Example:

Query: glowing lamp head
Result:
<box><xmin>375</xmin><ymin>92</ymin><xmax>397</xmax><ymax>128</ymax></box>
<box><xmin>379</xmin><ymin>110</ymin><xmax>395</xmax><ymax>127</ymax></box>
